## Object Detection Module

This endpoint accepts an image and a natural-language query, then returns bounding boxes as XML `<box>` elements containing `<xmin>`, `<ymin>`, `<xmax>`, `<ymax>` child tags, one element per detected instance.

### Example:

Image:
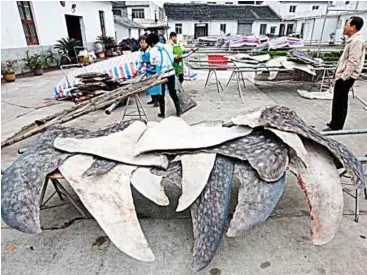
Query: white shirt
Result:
<box><xmin>149</xmin><ymin>42</ymin><xmax>175</xmax><ymax>77</ymax></box>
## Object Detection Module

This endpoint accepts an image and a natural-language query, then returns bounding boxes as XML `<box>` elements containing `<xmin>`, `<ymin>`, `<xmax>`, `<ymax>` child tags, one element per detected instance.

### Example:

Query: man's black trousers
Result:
<box><xmin>329</xmin><ymin>78</ymin><xmax>355</xmax><ymax>130</ymax></box>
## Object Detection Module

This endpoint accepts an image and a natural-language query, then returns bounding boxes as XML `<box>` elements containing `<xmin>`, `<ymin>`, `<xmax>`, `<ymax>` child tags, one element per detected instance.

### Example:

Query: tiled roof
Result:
<box><xmin>114</xmin><ymin>15</ymin><xmax>143</xmax><ymax>29</ymax></box>
<box><xmin>163</xmin><ymin>3</ymin><xmax>281</xmax><ymax>21</ymax></box>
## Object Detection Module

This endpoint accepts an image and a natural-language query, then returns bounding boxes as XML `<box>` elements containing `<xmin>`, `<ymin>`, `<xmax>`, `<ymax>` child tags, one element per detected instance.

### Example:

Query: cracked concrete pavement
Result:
<box><xmin>1</xmin><ymin>70</ymin><xmax>367</xmax><ymax>275</ymax></box>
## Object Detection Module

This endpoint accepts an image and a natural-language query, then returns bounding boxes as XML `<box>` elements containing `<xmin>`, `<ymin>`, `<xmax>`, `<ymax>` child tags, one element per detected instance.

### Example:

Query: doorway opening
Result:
<box><xmin>65</xmin><ymin>15</ymin><xmax>86</xmax><ymax>61</ymax></box>
<box><xmin>279</xmin><ymin>24</ymin><xmax>285</xmax><ymax>36</ymax></box>
<box><xmin>65</xmin><ymin>15</ymin><xmax>83</xmax><ymax>44</ymax></box>
<box><xmin>194</xmin><ymin>23</ymin><xmax>208</xmax><ymax>39</ymax></box>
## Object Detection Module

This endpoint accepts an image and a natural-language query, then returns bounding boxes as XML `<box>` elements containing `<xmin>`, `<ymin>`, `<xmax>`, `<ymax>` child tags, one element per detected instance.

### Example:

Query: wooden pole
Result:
<box><xmin>1</xmin><ymin>78</ymin><xmax>167</xmax><ymax>148</ymax></box>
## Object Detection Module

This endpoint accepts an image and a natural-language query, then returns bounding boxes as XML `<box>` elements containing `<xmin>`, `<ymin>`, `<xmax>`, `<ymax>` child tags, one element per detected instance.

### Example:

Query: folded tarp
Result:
<box><xmin>53</xmin><ymin>52</ymin><xmax>140</xmax><ymax>99</ymax></box>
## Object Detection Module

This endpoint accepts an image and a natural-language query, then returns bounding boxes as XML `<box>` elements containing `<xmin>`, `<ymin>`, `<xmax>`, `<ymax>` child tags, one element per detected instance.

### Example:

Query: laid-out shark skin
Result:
<box><xmin>259</xmin><ymin>106</ymin><xmax>365</xmax><ymax>189</ymax></box>
<box><xmin>2</xmin><ymin>105</ymin><xmax>364</xmax><ymax>272</ymax></box>
<box><xmin>1</xmin><ymin>121</ymin><xmax>138</xmax><ymax>234</ymax></box>
<box><xmin>227</xmin><ymin>161</ymin><xmax>286</xmax><ymax>237</ymax></box>
<box><xmin>288</xmin><ymin>141</ymin><xmax>344</xmax><ymax>245</ymax></box>
<box><xmin>54</xmin><ymin>121</ymin><xmax>169</xmax><ymax>169</ymax></box>
<box><xmin>190</xmin><ymin>155</ymin><xmax>235</xmax><ymax>271</ymax></box>
<box><xmin>135</xmin><ymin>116</ymin><xmax>252</xmax><ymax>155</ymax></box>
<box><xmin>176</xmin><ymin>153</ymin><xmax>216</xmax><ymax>212</ymax></box>
<box><xmin>59</xmin><ymin>155</ymin><xmax>155</xmax><ymax>262</ymax></box>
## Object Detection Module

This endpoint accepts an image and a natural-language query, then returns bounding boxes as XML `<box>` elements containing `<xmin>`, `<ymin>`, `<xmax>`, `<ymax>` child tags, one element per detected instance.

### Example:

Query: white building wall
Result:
<box><xmin>1</xmin><ymin>1</ymin><xmax>115</xmax><ymax>49</ymax></box>
<box><xmin>126</xmin><ymin>7</ymin><xmax>151</xmax><ymax>21</ymax></box>
<box><xmin>115</xmin><ymin>24</ymin><xmax>130</xmax><ymax>42</ymax></box>
<box><xmin>168</xmin><ymin>20</ymin><xmax>237</xmax><ymax>37</ymax></box>
<box><xmin>1</xmin><ymin>1</ymin><xmax>27</xmax><ymax>48</ymax></box>
<box><xmin>209</xmin><ymin>20</ymin><xmax>238</xmax><ymax>35</ymax></box>
<box><xmin>296</xmin><ymin>11</ymin><xmax>367</xmax><ymax>43</ymax></box>
<box><xmin>263</xmin><ymin>1</ymin><xmax>328</xmax><ymax>19</ymax></box>
<box><xmin>252</xmin><ymin>21</ymin><xmax>280</xmax><ymax>35</ymax></box>
<box><xmin>125</xmin><ymin>1</ymin><xmax>162</xmax><ymax>22</ymax></box>
<box><xmin>115</xmin><ymin>25</ymin><xmax>140</xmax><ymax>42</ymax></box>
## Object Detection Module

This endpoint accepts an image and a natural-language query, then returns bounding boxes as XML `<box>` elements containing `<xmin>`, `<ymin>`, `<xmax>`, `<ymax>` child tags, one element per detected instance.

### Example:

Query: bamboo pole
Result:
<box><xmin>1</xmin><ymin>78</ymin><xmax>167</xmax><ymax>148</ymax></box>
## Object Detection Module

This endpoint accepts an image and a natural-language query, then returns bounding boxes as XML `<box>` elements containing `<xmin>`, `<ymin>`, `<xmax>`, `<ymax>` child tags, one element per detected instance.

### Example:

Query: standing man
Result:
<box><xmin>166</xmin><ymin>32</ymin><xmax>195</xmax><ymax>84</ymax></box>
<box><xmin>146</xmin><ymin>33</ymin><xmax>181</xmax><ymax>118</ymax></box>
<box><xmin>324</xmin><ymin>16</ymin><xmax>365</xmax><ymax>131</ymax></box>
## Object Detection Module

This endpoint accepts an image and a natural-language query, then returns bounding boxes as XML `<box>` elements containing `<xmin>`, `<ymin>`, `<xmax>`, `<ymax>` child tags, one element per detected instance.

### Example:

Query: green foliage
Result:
<box><xmin>54</xmin><ymin>37</ymin><xmax>81</xmax><ymax>57</ymax></box>
<box><xmin>96</xmin><ymin>35</ymin><xmax>116</xmax><ymax>50</ymax></box>
<box><xmin>1</xmin><ymin>60</ymin><xmax>16</xmax><ymax>75</ymax></box>
<box><xmin>24</xmin><ymin>53</ymin><xmax>45</xmax><ymax>70</ymax></box>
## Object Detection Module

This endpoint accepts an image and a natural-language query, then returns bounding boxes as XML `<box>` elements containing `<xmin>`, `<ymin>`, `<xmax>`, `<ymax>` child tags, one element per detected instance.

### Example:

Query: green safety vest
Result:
<box><xmin>172</xmin><ymin>44</ymin><xmax>184</xmax><ymax>75</ymax></box>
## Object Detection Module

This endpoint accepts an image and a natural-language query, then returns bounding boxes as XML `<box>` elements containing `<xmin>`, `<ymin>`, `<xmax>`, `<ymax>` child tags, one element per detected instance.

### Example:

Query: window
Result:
<box><xmin>270</xmin><ymin>26</ymin><xmax>276</xmax><ymax>34</ymax></box>
<box><xmin>238</xmin><ymin>1</ymin><xmax>255</xmax><ymax>4</ymax></box>
<box><xmin>132</xmin><ymin>9</ymin><xmax>145</xmax><ymax>19</ymax></box>
<box><xmin>312</xmin><ymin>5</ymin><xmax>319</xmax><ymax>10</ymax></box>
<box><xmin>289</xmin><ymin>5</ymin><xmax>297</xmax><ymax>13</ymax></box>
<box><xmin>17</xmin><ymin>1</ymin><xmax>39</xmax><ymax>45</ymax></box>
<box><xmin>113</xmin><ymin>9</ymin><xmax>122</xmax><ymax>16</ymax></box>
<box><xmin>220</xmin><ymin>24</ymin><xmax>226</xmax><ymax>34</ymax></box>
<box><xmin>175</xmin><ymin>23</ymin><xmax>182</xmax><ymax>34</ymax></box>
<box><xmin>345</xmin><ymin>1</ymin><xmax>350</xmax><ymax>4</ymax></box>
<box><xmin>260</xmin><ymin>24</ymin><xmax>267</xmax><ymax>35</ymax></box>
<box><xmin>225</xmin><ymin>2</ymin><xmax>233</xmax><ymax>4</ymax></box>
<box><xmin>207</xmin><ymin>2</ymin><xmax>217</xmax><ymax>4</ymax></box>
<box><xmin>99</xmin><ymin>11</ymin><xmax>106</xmax><ymax>36</ymax></box>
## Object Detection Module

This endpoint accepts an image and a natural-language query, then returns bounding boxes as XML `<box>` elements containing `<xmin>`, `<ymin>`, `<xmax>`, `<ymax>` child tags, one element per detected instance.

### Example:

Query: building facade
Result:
<box><xmin>1</xmin><ymin>1</ymin><xmax>115</xmax><ymax>69</ymax></box>
<box><xmin>263</xmin><ymin>1</ymin><xmax>367</xmax><ymax>42</ymax></box>
<box><xmin>112</xmin><ymin>1</ymin><xmax>165</xmax><ymax>29</ymax></box>
<box><xmin>164</xmin><ymin>3</ymin><xmax>280</xmax><ymax>39</ymax></box>
<box><xmin>114</xmin><ymin>15</ymin><xmax>143</xmax><ymax>42</ymax></box>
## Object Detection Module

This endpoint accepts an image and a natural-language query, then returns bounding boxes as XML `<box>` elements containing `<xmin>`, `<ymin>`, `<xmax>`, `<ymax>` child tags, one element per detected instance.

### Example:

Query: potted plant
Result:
<box><xmin>96</xmin><ymin>36</ymin><xmax>116</xmax><ymax>57</ymax></box>
<box><xmin>54</xmin><ymin>37</ymin><xmax>82</xmax><ymax>63</ymax></box>
<box><xmin>25</xmin><ymin>54</ymin><xmax>45</xmax><ymax>76</ymax></box>
<box><xmin>1</xmin><ymin>61</ymin><xmax>16</xmax><ymax>82</ymax></box>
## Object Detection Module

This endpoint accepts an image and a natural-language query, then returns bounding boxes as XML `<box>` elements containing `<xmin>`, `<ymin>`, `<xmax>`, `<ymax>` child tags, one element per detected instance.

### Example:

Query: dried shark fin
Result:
<box><xmin>1</xmin><ymin>120</ymin><xmax>143</xmax><ymax>235</ymax></box>
<box><xmin>54</xmin><ymin>121</ymin><xmax>169</xmax><ymax>169</ymax></box>
<box><xmin>130</xmin><ymin>167</ymin><xmax>169</xmax><ymax>206</ymax></box>
<box><xmin>83</xmin><ymin>158</ymin><xmax>118</xmax><ymax>177</ymax></box>
<box><xmin>59</xmin><ymin>155</ymin><xmax>155</xmax><ymax>262</ymax></box>
<box><xmin>190</xmin><ymin>155</ymin><xmax>234</xmax><ymax>272</ymax></box>
<box><xmin>208</xmin><ymin>130</ymin><xmax>289</xmax><ymax>182</ymax></box>
<box><xmin>227</xmin><ymin>161</ymin><xmax>285</xmax><ymax>237</ymax></box>
<box><xmin>0</xmin><ymin>126</ymin><xmax>87</xmax><ymax>235</ymax></box>
<box><xmin>288</xmin><ymin>141</ymin><xmax>343</xmax><ymax>245</ymax></box>
<box><xmin>259</xmin><ymin>105</ymin><xmax>365</xmax><ymax>189</ymax></box>
<box><xmin>176</xmin><ymin>153</ymin><xmax>216</xmax><ymax>212</ymax></box>
<box><xmin>265</xmin><ymin>127</ymin><xmax>308</xmax><ymax>166</ymax></box>
<box><xmin>1</xmin><ymin>146</ymin><xmax>68</xmax><ymax>234</ymax></box>
<box><xmin>135</xmin><ymin>116</ymin><xmax>252</xmax><ymax>156</ymax></box>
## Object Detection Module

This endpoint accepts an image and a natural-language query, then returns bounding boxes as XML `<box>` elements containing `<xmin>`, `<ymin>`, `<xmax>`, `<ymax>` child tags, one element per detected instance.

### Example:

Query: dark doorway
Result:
<box><xmin>279</xmin><ymin>24</ymin><xmax>285</xmax><ymax>36</ymax></box>
<box><xmin>286</xmin><ymin>24</ymin><xmax>294</xmax><ymax>35</ymax></box>
<box><xmin>65</xmin><ymin>15</ymin><xmax>83</xmax><ymax>44</ymax></box>
<box><xmin>194</xmin><ymin>23</ymin><xmax>208</xmax><ymax>39</ymax></box>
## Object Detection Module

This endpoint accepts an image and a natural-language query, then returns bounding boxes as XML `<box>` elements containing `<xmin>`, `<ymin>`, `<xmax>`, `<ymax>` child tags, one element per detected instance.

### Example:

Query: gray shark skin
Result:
<box><xmin>259</xmin><ymin>105</ymin><xmax>365</xmax><ymax>189</ymax></box>
<box><xmin>1</xmin><ymin>120</ymin><xmax>138</xmax><ymax>234</ymax></box>
<box><xmin>190</xmin><ymin>155</ymin><xmax>234</xmax><ymax>272</ymax></box>
<box><xmin>156</xmin><ymin>129</ymin><xmax>289</xmax><ymax>182</ymax></box>
<box><xmin>227</xmin><ymin>161</ymin><xmax>286</xmax><ymax>237</ymax></box>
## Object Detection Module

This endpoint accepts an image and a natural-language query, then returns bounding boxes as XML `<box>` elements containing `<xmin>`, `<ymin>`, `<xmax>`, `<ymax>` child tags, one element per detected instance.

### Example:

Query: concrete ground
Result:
<box><xmin>1</xmin><ymin>69</ymin><xmax>367</xmax><ymax>275</ymax></box>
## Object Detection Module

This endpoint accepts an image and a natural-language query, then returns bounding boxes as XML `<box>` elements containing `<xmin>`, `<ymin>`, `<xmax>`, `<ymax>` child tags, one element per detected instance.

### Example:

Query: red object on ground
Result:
<box><xmin>208</xmin><ymin>54</ymin><xmax>228</xmax><ymax>70</ymax></box>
